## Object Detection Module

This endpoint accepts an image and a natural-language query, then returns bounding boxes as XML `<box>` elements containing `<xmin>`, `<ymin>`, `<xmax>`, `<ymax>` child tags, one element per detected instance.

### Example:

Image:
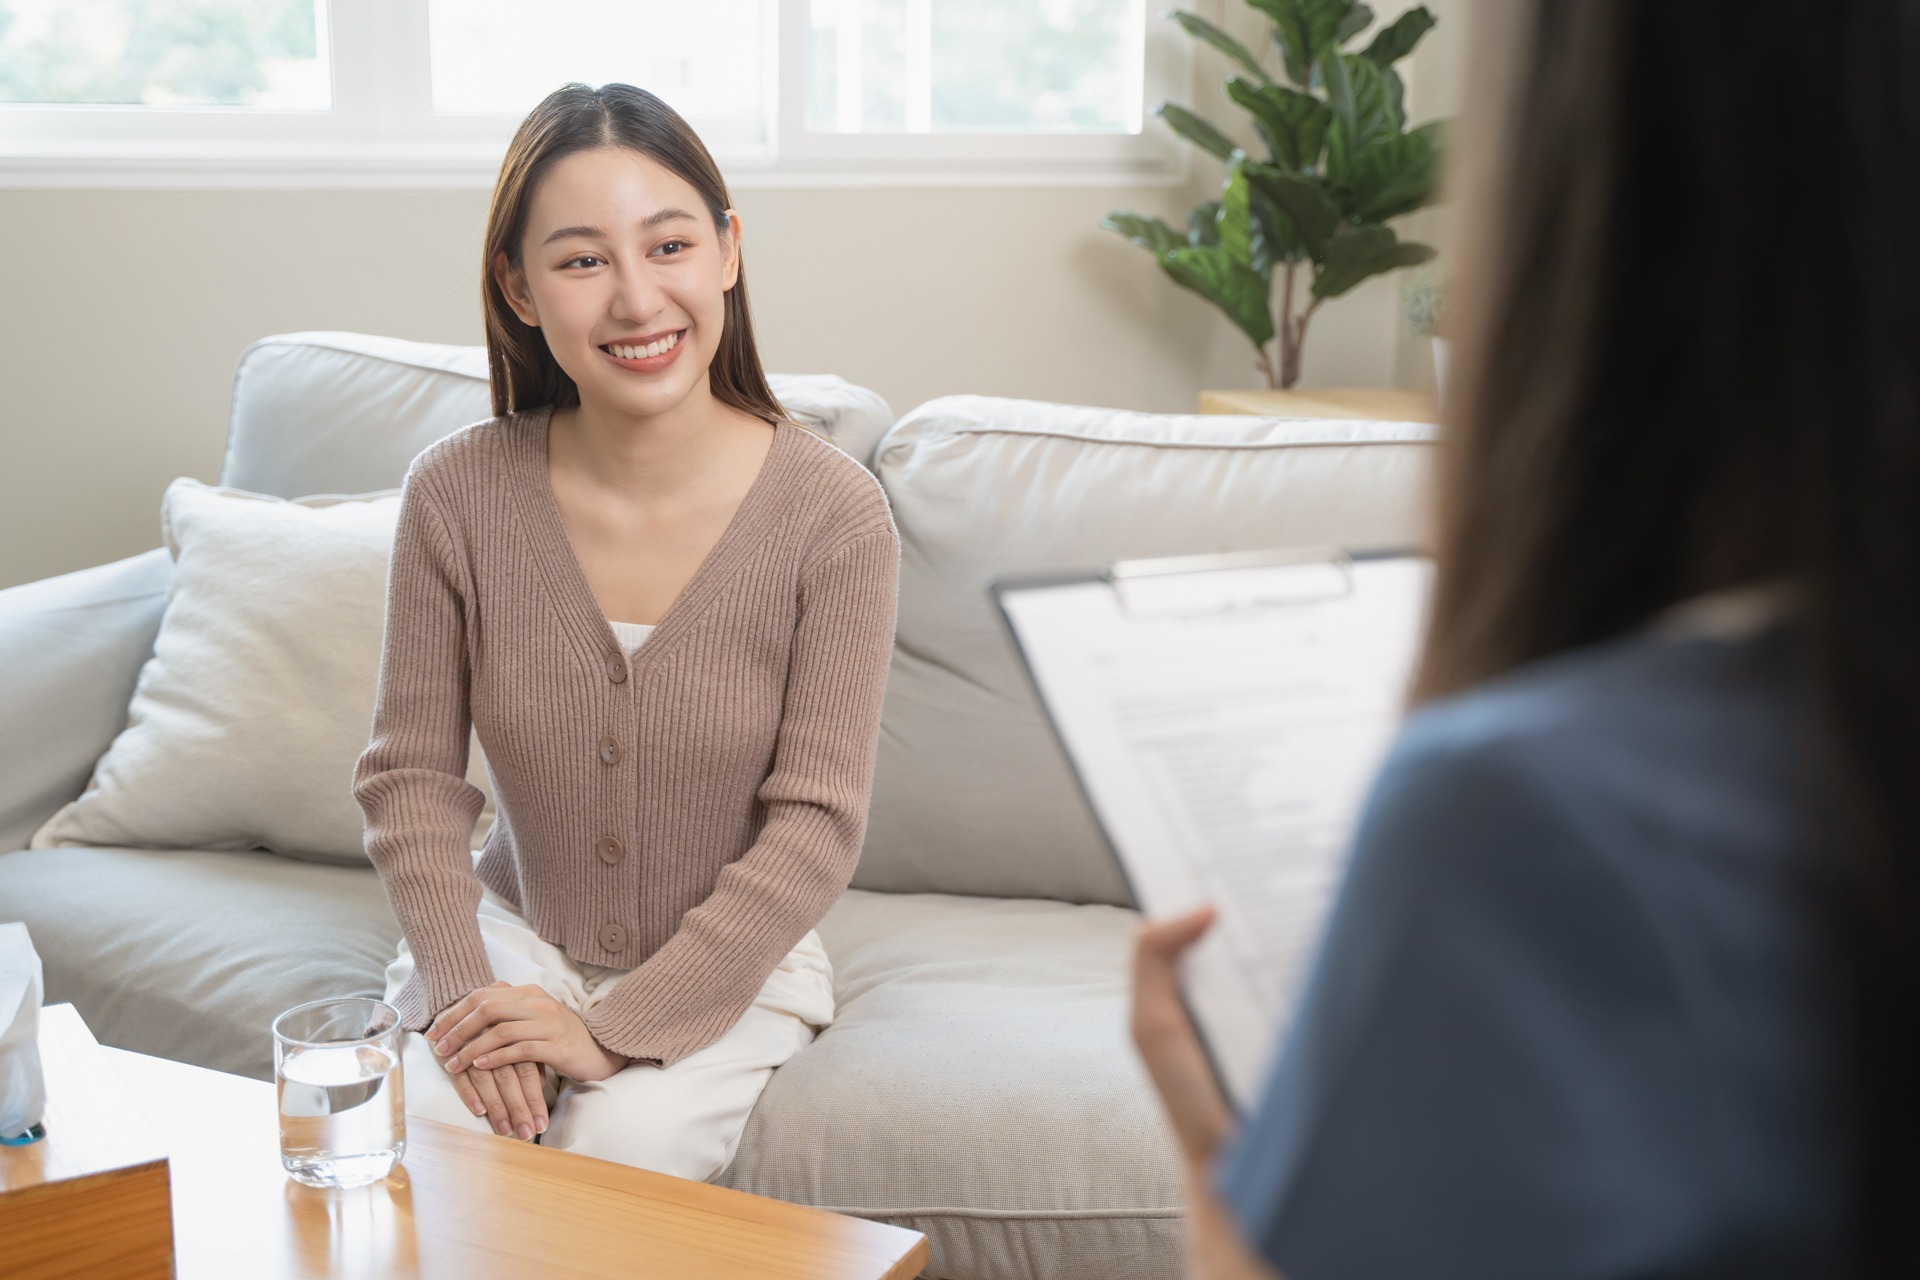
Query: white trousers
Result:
<box><xmin>383</xmin><ymin>886</ymin><xmax>835</xmax><ymax>1182</ymax></box>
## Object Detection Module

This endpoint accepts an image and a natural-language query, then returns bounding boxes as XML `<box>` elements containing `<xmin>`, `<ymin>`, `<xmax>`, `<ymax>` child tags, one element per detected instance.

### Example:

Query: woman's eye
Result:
<box><xmin>655</xmin><ymin>240</ymin><xmax>689</xmax><ymax>256</ymax></box>
<box><xmin>564</xmin><ymin>255</ymin><xmax>604</xmax><ymax>268</ymax></box>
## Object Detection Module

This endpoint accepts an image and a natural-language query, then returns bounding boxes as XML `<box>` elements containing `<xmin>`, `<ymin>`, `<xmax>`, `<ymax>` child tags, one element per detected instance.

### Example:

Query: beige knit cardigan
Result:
<box><xmin>351</xmin><ymin>404</ymin><xmax>900</xmax><ymax>1067</ymax></box>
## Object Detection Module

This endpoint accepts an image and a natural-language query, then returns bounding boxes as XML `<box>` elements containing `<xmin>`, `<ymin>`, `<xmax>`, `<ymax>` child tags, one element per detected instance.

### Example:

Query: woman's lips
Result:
<box><xmin>599</xmin><ymin>330</ymin><xmax>687</xmax><ymax>373</ymax></box>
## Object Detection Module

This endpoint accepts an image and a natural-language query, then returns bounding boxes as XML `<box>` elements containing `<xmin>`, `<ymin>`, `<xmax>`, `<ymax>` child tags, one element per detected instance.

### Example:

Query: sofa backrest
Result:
<box><xmin>853</xmin><ymin>395</ymin><xmax>1436</xmax><ymax>907</ymax></box>
<box><xmin>219</xmin><ymin>331</ymin><xmax>896</xmax><ymax>496</ymax></box>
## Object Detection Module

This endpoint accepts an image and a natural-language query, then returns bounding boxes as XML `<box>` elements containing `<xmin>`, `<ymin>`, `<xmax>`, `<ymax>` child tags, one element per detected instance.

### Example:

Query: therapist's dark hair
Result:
<box><xmin>1413</xmin><ymin>0</ymin><xmax>1919</xmax><ymax>1269</ymax></box>
<box><xmin>479</xmin><ymin>82</ymin><xmax>787</xmax><ymax>427</ymax></box>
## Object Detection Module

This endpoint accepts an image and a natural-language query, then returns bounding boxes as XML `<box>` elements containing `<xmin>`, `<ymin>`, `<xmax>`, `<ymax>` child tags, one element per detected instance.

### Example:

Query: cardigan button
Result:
<box><xmin>598</xmin><ymin>923</ymin><xmax>628</xmax><ymax>952</ymax></box>
<box><xmin>605</xmin><ymin>655</ymin><xmax>628</xmax><ymax>683</ymax></box>
<box><xmin>598</xmin><ymin>735</ymin><xmax>622</xmax><ymax>765</ymax></box>
<box><xmin>595</xmin><ymin>835</ymin><xmax>625</xmax><ymax>865</ymax></box>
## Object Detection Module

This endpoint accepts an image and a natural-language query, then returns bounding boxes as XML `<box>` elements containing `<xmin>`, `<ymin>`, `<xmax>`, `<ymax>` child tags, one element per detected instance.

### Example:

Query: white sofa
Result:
<box><xmin>0</xmin><ymin>332</ymin><xmax>1435</xmax><ymax>1280</ymax></box>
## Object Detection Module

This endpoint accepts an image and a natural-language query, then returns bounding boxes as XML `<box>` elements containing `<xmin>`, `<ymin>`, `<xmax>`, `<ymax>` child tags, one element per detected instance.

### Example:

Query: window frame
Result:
<box><xmin>0</xmin><ymin>0</ymin><xmax>1193</xmax><ymax>189</ymax></box>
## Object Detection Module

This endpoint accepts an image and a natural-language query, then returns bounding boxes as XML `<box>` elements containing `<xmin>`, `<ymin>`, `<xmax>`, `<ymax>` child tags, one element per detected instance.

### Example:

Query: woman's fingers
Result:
<box><xmin>466</xmin><ymin>1063</ymin><xmax>512</xmax><ymax>1136</ymax></box>
<box><xmin>433</xmin><ymin>995</ymin><xmax>535</xmax><ymax>1060</ymax></box>
<box><xmin>490</xmin><ymin>1064</ymin><xmax>537</xmax><ymax>1141</ymax></box>
<box><xmin>513</xmin><ymin>1060</ymin><xmax>548</xmax><ymax>1133</ymax></box>
<box><xmin>442</xmin><ymin>1019</ymin><xmax>541</xmax><ymax>1074</ymax></box>
<box><xmin>426</xmin><ymin>980</ymin><xmax>512</xmax><ymax>1045</ymax></box>
<box><xmin>448</xmin><ymin>1062</ymin><xmax>487</xmax><ymax>1119</ymax></box>
<box><xmin>1129</xmin><ymin>905</ymin><xmax>1236</xmax><ymax>1168</ymax></box>
<box><xmin>468</xmin><ymin>1039</ymin><xmax>548</xmax><ymax>1072</ymax></box>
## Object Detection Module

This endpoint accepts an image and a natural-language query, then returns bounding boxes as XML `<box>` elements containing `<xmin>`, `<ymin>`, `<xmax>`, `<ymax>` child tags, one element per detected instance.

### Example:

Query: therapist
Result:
<box><xmin>1129</xmin><ymin>0</ymin><xmax>1920</xmax><ymax>1276</ymax></box>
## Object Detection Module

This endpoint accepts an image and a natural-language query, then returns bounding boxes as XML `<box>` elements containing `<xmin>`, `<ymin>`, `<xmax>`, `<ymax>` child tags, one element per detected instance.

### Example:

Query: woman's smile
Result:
<box><xmin>598</xmin><ymin>328</ymin><xmax>687</xmax><ymax>373</ymax></box>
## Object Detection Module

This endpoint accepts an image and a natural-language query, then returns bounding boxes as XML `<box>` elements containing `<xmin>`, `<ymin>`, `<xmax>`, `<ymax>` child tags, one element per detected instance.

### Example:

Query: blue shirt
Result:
<box><xmin>1215</xmin><ymin>618</ymin><xmax>1854</xmax><ymax>1278</ymax></box>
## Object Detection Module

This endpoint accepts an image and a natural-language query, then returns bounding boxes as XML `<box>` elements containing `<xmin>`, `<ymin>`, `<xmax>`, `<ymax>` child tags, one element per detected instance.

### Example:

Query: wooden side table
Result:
<box><xmin>1200</xmin><ymin>388</ymin><xmax>1439</xmax><ymax>422</ymax></box>
<box><xmin>33</xmin><ymin>1004</ymin><xmax>928</xmax><ymax>1280</ymax></box>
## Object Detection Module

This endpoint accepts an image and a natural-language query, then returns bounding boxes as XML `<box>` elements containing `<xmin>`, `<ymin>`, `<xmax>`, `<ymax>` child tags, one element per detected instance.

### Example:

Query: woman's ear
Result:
<box><xmin>491</xmin><ymin>251</ymin><xmax>540</xmax><ymax>327</ymax></box>
<box><xmin>721</xmin><ymin>210</ymin><xmax>744</xmax><ymax>291</ymax></box>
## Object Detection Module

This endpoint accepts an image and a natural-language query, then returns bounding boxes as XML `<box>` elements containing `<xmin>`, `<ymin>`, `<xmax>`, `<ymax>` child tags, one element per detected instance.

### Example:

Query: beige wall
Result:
<box><xmin>0</xmin><ymin>2</ymin><xmax>1459</xmax><ymax>590</ymax></box>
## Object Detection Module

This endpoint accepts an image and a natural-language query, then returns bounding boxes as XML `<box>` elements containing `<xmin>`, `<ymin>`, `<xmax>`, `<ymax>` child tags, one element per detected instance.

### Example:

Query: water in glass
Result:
<box><xmin>273</xmin><ymin>997</ymin><xmax>406</xmax><ymax>1188</ymax></box>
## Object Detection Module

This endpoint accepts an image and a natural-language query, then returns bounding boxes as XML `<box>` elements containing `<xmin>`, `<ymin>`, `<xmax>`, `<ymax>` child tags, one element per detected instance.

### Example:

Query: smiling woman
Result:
<box><xmin>480</xmin><ymin>84</ymin><xmax>783</xmax><ymax>429</ymax></box>
<box><xmin>351</xmin><ymin>82</ymin><xmax>901</xmax><ymax>1179</ymax></box>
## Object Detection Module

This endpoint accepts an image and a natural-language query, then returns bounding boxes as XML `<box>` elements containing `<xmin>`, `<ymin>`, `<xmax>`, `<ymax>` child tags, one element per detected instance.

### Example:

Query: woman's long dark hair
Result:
<box><xmin>1417</xmin><ymin>1</ymin><xmax>1920</xmax><ymax>1268</ymax></box>
<box><xmin>481</xmin><ymin>82</ymin><xmax>788</xmax><ymax>427</ymax></box>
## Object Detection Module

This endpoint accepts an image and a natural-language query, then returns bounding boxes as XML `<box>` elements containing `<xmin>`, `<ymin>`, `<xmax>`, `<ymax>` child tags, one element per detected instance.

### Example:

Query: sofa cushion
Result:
<box><xmin>28</xmin><ymin>478</ymin><xmax>495</xmax><ymax>866</ymax></box>
<box><xmin>857</xmin><ymin>397</ymin><xmax>1437</xmax><ymax>905</ymax></box>
<box><xmin>0</xmin><ymin>845</ymin><xmax>400</xmax><ymax>1079</ymax></box>
<box><xmin>0</xmin><ymin>548</ymin><xmax>171</xmax><ymax>856</ymax></box>
<box><xmin>723</xmin><ymin>888</ymin><xmax>1182</xmax><ymax>1280</ymax></box>
<box><xmin>220</xmin><ymin>331</ymin><xmax>896</xmax><ymax>497</ymax></box>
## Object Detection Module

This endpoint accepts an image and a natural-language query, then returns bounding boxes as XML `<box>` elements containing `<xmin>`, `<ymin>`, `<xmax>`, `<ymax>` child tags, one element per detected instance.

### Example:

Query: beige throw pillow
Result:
<box><xmin>29</xmin><ymin>477</ymin><xmax>496</xmax><ymax>865</ymax></box>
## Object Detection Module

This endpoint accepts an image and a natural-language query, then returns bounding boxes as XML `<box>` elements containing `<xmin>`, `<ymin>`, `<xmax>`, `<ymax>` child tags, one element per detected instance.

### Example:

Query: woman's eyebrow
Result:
<box><xmin>540</xmin><ymin>209</ymin><xmax>699</xmax><ymax>246</ymax></box>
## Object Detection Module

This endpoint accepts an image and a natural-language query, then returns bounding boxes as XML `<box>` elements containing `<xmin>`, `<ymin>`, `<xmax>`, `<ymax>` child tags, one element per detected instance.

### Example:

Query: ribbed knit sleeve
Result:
<box><xmin>581</xmin><ymin>523</ymin><xmax>901</xmax><ymax>1065</ymax></box>
<box><xmin>351</xmin><ymin>471</ymin><xmax>494</xmax><ymax>1029</ymax></box>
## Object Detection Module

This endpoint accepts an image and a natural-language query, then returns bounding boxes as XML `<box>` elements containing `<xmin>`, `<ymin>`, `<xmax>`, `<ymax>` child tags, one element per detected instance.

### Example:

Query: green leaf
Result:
<box><xmin>1188</xmin><ymin>201</ymin><xmax>1222</xmax><ymax>246</ymax></box>
<box><xmin>1246</xmin><ymin>0</ymin><xmax>1354</xmax><ymax>87</ymax></box>
<box><xmin>1218</xmin><ymin>158</ymin><xmax>1281</xmax><ymax>282</ymax></box>
<box><xmin>1161</xmin><ymin>244</ymin><xmax>1276</xmax><ymax>346</ymax></box>
<box><xmin>1363</xmin><ymin>5</ymin><xmax>1436</xmax><ymax>64</ymax></box>
<box><xmin>1334</xmin><ymin>3</ymin><xmax>1374</xmax><ymax>44</ymax></box>
<box><xmin>1155</xmin><ymin>102</ymin><xmax>1238</xmax><ymax>160</ymax></box>
<box><xmin>1312</xmin><ymin>225</ymin><xmax>1436</xmax><ymax>298</ymax></box>
<box><xmin>1218</xmin><ymin>162</ymin><xmax>1254</xmax><ymax>266</ymax></box>
<box><xmin>1225</xmin><ymin>77</ymin><xmax>1331</xmax><ymax>171</ymax></box>
<box><xmin>1248</xmin><ymin>185</ymin><xmax>1304</xmax><ymax>264</ymax></box>
<box><xmin>1347</xmin><ymin>119</ymin><xmax>1444</xmax><ymax>222</ymax></box>
<box><xmin>1170</xmin><ymin>10</ymin><xmax>1271</xmax><ymax>84</ymax></box>
<box><xmin>1321</xmin><ymin>52</ymin><xmax>1404</xmax><ymax>185</ymax></box>
<box><xmin>1244</xmin><ymin>163</ymin><xmax>1342</xmax><ymax>257</ymax></box>
<box><xmin>1102</xmin><ymin>211</ymin><xmax>1185</xmax><ymax>256</ymax></box>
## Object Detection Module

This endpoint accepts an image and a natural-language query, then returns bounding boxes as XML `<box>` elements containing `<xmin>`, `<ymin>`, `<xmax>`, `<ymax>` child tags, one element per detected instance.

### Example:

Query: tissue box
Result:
<box><xmin>0</xmin><ymin>1003</ymin><xmax>173</xmax><ymax>1278</ymax></box>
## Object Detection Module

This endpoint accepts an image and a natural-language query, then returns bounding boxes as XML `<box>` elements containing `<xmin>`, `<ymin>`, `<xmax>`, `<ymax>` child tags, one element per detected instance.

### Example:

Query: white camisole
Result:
<box><xmin>608</xmin><ymin>619</ymin><xmax>657</xmax><ymax>657</ymax></box>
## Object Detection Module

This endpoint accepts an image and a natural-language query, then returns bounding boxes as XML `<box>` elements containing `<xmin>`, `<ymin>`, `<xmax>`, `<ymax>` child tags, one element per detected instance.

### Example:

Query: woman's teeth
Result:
<box><xmin>607</xmin><ymin>332</ymin><xmax>680</xmax><ymax>360</ymax></box>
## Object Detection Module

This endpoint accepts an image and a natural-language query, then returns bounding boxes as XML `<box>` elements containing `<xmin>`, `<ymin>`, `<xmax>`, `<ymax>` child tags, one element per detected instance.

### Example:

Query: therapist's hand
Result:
<box><xmin>1130</xmin><ymin>905</ymin><xmax>1235</xmax><ymax>1168</ymax></box>
<box><xmin>1131</xmin><ymin>906</ymin><xmax>1284</xmax><ymax>1280</ymax></box>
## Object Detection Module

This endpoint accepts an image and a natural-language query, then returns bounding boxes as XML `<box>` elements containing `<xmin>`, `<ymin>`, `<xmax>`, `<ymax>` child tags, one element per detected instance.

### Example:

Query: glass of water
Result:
<box><xmin>272</xmin><ymin>997</ymin><xmax>407</xmax><ymax>1189</ymax></box>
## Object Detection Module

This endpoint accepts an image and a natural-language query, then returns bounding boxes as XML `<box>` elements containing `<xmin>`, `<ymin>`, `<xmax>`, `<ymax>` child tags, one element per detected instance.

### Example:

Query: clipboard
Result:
<box><xmin>991</xmin><ymin>546</ymin><xmax>1432</xmax><ymax>1116</ymax></box>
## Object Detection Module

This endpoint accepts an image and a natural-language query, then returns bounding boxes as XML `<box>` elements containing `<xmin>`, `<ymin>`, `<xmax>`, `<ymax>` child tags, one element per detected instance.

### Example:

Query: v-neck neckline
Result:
<box><xmin>508</xmin><ymin>402</ymin><xmax>793</xmax><ymax>674</ymax></box>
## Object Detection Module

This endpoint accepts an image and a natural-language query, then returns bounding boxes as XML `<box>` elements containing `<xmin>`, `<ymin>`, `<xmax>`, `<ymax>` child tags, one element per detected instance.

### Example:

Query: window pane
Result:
<box><xmin>428</xmin><ymin>0</ymin><xmax>765</xmax><ymax>134</ymax></box>
<box><xmin>806</xmin><ymin>0</ymin><xmax>1142</xmax><ymax>134</ymax></box>
<box><xmin>0</xmin><ymin>0</ymin><xmax>328</xmax><ymax>107</ymax></box>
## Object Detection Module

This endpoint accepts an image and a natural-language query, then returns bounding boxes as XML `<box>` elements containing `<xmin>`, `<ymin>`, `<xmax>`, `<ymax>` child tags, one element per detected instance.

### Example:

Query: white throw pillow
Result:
<box><xmin>29</xmin><ymin>477</ymin><xmax>496</xmax><ymax>865</ymax></box>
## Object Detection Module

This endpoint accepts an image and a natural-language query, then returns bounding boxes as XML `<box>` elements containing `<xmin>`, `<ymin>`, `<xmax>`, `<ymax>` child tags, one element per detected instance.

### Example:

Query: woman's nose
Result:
<box><xmin>608</xmin><ymin>260</ymin><xmax>667</xmax><ymax>322</ymax></box>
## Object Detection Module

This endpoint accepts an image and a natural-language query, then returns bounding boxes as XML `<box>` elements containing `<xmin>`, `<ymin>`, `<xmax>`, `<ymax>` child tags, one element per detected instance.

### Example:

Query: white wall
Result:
<box><xmin>0</xmin><ymin>1</ymin><xmax>1459</xmax><ymax>589</ymax></box>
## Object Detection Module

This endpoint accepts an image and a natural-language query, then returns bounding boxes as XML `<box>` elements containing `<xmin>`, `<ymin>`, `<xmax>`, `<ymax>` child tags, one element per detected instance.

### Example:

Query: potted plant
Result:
<box><xmin>1401</xmin><ymin>263</ymin><xmax>1448</xmax><ymax>403</ymax></box>
<box><xmin>1106</xmin><ymin>0</ymin><xmax>1447</xmax><ymax>389</ymax></box>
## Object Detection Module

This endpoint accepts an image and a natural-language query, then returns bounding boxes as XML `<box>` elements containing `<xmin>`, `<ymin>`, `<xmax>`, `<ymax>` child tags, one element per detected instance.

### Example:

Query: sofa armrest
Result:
<box><xmin>0</xmin><ymin>548</ymin><xmax>171</xmax><ymax>853</ymax></box>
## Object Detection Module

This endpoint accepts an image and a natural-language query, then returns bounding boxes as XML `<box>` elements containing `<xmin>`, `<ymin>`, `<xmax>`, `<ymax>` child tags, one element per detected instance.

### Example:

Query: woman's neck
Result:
<box><xmin>551</xmin><ymin>382</ymin><xmax>761</xmax><ymax>504</ymax></box>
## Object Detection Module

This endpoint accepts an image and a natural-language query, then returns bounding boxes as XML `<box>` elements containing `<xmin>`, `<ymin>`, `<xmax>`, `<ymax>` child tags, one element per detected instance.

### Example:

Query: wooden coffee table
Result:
<box><xmin>37</xmin><ymin>1005</ymin><xmax>927</xmax><ymax>1279</ymax></box>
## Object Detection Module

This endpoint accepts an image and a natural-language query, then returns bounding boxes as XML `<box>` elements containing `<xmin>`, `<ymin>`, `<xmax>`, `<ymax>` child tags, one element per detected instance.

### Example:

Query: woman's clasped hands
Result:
<box><xmin>425</xmin><ymin>980</ymin><xmax>632</xmax><ymax>1141</ymax></box>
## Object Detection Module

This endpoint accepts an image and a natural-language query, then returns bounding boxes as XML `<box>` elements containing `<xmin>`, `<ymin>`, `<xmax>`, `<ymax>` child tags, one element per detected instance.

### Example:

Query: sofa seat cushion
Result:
<box><xmin>723</xmin><ymin>888</ymin><xmax>1183</xmax><ymax>1280</ymax></box>
<box><xmin>0</xmin><ymin>845</ymin><xmax>400</xmax><ymax>1079</ymax></box>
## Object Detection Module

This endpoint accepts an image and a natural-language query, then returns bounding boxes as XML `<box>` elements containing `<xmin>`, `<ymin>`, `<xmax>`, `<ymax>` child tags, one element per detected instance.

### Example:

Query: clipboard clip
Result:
<box><xmin>1105</xmin><ymin>546</ymin><xmax>1356</xmax><ymax>621</ymax></box>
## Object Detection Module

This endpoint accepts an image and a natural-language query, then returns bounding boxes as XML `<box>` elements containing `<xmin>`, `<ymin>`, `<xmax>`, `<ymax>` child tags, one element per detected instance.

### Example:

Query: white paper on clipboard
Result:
<box><xmin>993</xmin><ymin>548</ymin><xmax>1432</xmax><ymax>1115</ymax></box>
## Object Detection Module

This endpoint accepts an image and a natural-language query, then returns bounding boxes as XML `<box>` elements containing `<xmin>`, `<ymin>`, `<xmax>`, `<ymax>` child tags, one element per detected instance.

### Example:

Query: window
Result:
<box><xmin>0</xmin><ymin>0</ymin><xmax>330</xmax><ymax>108</ymax></box>
<box><xmin>804</xmin><ymin>0</ymin><xmax>1142</xmax><ymax>135</ymax></box>
<box><xmin>427</xmin><ymin>0</ymin><xmax>767</xmax><ymax>152</ymax></box>
<box><xmin>0</xmin><ymin>0</ymin><xmax>1186</xmax><ymax>187</ymax></box>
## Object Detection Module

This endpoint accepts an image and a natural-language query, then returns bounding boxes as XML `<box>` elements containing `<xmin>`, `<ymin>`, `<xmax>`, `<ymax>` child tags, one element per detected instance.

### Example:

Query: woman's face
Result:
<box><xmin>493</xmin><ymin>145</ymin><xmax>742</xmax><ymax>422</ymax></box>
